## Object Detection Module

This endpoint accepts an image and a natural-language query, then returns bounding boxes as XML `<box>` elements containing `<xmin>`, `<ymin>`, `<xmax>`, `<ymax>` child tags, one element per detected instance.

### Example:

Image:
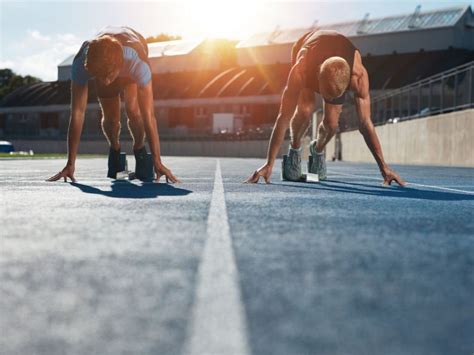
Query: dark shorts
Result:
<box><xmin>324</xmin><ymin>92</ymin><xmax>346</xmax><ymax>105</ymax></box>
<box><xmin>95</xmin><ymin>76</ymin><xmax>135</xmax><ymax>99</ymax></box>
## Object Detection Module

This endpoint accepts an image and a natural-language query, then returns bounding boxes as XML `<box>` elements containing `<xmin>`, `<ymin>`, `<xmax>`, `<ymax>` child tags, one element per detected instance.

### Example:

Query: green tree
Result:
<box><xmin>0</xmin><ymin>69</ymin><xmax>42</xmax><ymax>101</ymax></box>
<box><xmin>146</xmin><ymin>33</ymin><xmax>182</xmax><ymax>43</ymax></box>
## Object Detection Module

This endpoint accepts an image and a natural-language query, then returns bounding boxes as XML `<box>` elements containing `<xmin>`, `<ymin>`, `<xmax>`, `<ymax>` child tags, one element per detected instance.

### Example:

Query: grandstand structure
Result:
<box><xmin>57</xmin><ymin>38</ymin><xmax>226</xmax><ymax>80</ymax></box>
<box><xmin>0</xmin><ymin>5</ymin><xmax>473</xmax><ymax>143</ymax></box>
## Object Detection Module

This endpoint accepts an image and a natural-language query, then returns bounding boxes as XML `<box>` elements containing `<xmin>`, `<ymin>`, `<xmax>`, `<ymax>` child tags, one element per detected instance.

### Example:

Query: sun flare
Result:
<box><xmin>186</xmin><ymin>0</ymin><xmax>263</xmax><ymax>39</ymax></box>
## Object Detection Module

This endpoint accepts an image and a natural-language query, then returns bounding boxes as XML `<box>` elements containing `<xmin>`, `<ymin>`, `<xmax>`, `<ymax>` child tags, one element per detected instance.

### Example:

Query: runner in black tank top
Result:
<box><xmin>245</xmin><ymin>30</ymin><xmax>405</xmax><ymax>186</ymax></box>
<box><xmin>292</xmin><ymin>30</ymin><xmax>358</xmax><ymax>104</ymax></box>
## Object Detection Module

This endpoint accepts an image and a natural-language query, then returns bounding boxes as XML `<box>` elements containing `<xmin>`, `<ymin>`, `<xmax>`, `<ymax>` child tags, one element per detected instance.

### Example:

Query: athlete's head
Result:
<box><xmin>85</xmin><ymin>35</ymin><xmax>123</xmax><ymax>86</ymax></box>
<box><xmin>318</xmin><ymin>56</ymin><xmax>350</xmax><ymax>101</ymax></box>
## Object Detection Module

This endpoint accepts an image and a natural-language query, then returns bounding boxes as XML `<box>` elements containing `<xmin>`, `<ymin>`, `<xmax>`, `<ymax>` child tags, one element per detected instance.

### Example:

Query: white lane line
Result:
<box><xmin>184</xmin><ymin>159</ymin><xmax>250</xmax><ymax>355</ymax></box>
<box><xmin>405</xmin><ymin>182</ymin><xmax>474</xmax><ymax>195</ymax></box>
<box><xmin>330</xmin><ymin>171</ymin><xmax>474</xmax><ymax>195</ymax></box>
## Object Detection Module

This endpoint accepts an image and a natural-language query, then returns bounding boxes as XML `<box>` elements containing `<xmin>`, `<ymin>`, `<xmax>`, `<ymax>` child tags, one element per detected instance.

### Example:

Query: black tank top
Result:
<box><xmin>292</xmin><ymin>30</ymin><xmax>357</xmax><ymax>94</ymax></box>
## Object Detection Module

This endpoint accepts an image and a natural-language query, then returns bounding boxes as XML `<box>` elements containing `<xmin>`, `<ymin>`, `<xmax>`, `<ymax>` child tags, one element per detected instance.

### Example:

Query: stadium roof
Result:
<box><xmin>148</xmin><ymin>39</ymin><xmax>204</xmax><ymax>58</ymax></box>
<box><xmin>57</xmin><ymin>39</ymin><xmax>205</xmax><ymax>68</ymax></box>
<box><xmin>237</xmin><ymin>5</ymin><xmax>471</xmax><ymax>48</ymax></box>
<box><xmin>58</xmin><ymin>54</ymin><xmax>76</xmax><ymax>67</ymax></box>
<box><xmin>3</xmin><ymin>49</ymin><xmax>474</xmax><ymax>108</ymax></box>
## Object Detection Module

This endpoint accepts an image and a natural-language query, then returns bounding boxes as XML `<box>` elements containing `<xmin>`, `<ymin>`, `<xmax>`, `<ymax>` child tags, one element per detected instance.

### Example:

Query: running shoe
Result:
<box><xmin>134</xmin><ymin>146</ymin><xmax>154</xmax><ymax>181</ymax></box>
<box><xmin>107</xmin><ymin>147</ymin><xmax>123</xmax><ymax>179</ymax></box>
<box><xmin>282</xmin><ymin>146</ymin><xmax>302</xmax><ymax>181</ymax></box>
<box><xmin>308</xmin><ymin>140</ymin><xmax>327</xmax><ymax>180</ymax></box>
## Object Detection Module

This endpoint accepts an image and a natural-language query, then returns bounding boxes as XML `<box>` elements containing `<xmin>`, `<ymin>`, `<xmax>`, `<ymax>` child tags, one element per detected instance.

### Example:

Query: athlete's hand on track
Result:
<box><xmin>382</xmin><ymin>167</ymin><xmax>405</xmax><ymax>186</ymax></box>
<box><xmin>155</xmin><ymin>162</ymin><xmax>180</xmax><ymax>183</ymax></box>
<box><xmin>46</xmin><ymin>164</ymin><xmax>76</xmax><ymax>182</ymax></box>
<box><xmin>244</xmin><ymin>164</ymin><xmax>273</xmax><ymax>184</ymax></box>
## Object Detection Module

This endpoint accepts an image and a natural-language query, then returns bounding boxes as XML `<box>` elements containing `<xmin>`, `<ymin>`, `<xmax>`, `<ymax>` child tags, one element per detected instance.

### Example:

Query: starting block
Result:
<box><xmin>301</xmin><ymin>173</ymin><xmax>319</xmax><ymax>183</ymax></box>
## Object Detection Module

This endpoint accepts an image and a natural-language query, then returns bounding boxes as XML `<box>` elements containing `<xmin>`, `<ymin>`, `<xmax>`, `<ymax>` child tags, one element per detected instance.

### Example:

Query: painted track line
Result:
<box><xmin>330</xmin><ymin>171</ymin><xmax>474</xmax><ymax>195</ymax></box>
<box><xmin>184</xmin><ymin>159</ymin><xmax>250</xmax><ymax>355</ymax></box>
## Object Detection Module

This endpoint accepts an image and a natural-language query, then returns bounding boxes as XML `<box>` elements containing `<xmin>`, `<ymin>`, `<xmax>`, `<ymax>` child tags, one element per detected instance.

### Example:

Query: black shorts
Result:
<box><xmin>95</xmin><ymin>76</ymin><xmax>135</xmax><ymax>99</ymax></box>
<box><xmin>324</xmin><ymin>92</ymin><xmax>346</xmax><ymax>105</ymax></box>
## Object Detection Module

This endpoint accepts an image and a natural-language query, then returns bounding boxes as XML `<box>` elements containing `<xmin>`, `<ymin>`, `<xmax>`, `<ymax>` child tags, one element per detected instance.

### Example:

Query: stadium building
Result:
<box><xmin>0</xmin><ymin>5</ymin><xmax>473</xmax><ymax>155</ymax></box>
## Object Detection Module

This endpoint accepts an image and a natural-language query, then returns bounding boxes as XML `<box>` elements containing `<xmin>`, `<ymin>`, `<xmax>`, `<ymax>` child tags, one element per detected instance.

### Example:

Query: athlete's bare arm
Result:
<box><xmin>137</xmin><ymin>82</ymin><xmax>180</xmax><ymax>183</ymax></box>
<box><xmin>351</xmin><ymin>51</ymin><xmax>405</xmax><ymax>186</ymax></box>
<box><xmin>46</xmin><ymin>81</ymin><xmax>88</xmax><ymax>182</ymax></box>
<box><xmin>245</xmin><ymin>57</ymin><xmax>305</xmax><ymax>183</ymax></box>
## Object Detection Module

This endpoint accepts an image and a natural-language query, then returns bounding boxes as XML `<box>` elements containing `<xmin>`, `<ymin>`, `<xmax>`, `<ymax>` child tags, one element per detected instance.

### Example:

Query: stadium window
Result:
<box><xmin>40</xmin><ymin>113</ymin><xmax>59</xmax><ymax>129</ymax></box>
<box><xmin>195</xmin><ymin>107</ymin><xmax>206</xmax><ymax>117</ymax></box>
<box><xmin>19</xmin><ymin>114</ymin><xmax>29</xmax><ymax>123</ymax></box>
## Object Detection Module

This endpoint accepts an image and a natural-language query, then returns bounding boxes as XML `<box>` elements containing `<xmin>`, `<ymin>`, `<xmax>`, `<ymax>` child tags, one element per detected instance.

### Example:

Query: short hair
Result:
<box><xmin>85</xmin><ymin>36</ymin><xmax>123</xmax><ymax>79</ymax></box>
<box><xmin>319</xmin><ymin>56</ymin><xmax>351</xmax><ymax>100</ymax></box>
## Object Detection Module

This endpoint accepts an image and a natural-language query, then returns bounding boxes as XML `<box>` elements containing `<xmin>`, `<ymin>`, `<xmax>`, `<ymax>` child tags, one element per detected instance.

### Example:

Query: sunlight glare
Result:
<box><xmin>186</xmin><ymin>0</ymin><xmax>263</xmax><ymax>39</ymax></box>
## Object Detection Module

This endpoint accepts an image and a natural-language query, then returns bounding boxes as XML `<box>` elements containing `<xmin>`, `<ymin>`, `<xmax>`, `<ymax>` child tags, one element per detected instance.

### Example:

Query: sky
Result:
<box><xmin>1</xmin><ymin>0</ymin><xmax>473</xmax><ymax>81</ymax></box>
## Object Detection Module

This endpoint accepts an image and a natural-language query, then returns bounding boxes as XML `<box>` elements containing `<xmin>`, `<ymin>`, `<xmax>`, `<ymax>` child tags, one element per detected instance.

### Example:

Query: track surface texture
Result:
<box><xmin>1</xmin><ymin>157</ymin><xmax>473</xmax><ymax>355</ymax></box>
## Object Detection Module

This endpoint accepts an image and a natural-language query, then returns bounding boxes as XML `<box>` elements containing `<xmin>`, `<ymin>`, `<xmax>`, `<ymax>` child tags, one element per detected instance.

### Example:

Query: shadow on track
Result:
<box><xmin>71</xmin><ymin>180</ymin><xmax>192</xmax><ymax>199</ymax></box>
<box><xmin>273</xmin><ymin>179</ymin><xmax>474</xmax><ymax>201</ymax></box>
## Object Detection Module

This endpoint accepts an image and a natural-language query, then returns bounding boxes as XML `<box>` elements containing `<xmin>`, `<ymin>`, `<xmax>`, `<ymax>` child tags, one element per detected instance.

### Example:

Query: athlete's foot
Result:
<box><xmin>134</xmin><ymin>146</ymin><xmax>153</xmax><ymax>181</ymax></box>
<box><xmin>308</xmin><ymin>140</ymin><xmax>327</xmax><ymax>180</ymax></box>
<box><xmin>282</xmin><ymin>145</ymin><xmax>302</xmax><ymax>181</ymax></box>
<box><xmin>107</xmin><ymin>147</ymin><xmax>122</xmax><ymax>179</ymax></box>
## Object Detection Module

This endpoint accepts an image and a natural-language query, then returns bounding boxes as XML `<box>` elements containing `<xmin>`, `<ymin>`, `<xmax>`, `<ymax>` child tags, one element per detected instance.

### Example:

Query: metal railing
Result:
<box><xmin>341</xmin><ymin>61</ymin><xmax>474</xmax><ymax>131</ymax></box>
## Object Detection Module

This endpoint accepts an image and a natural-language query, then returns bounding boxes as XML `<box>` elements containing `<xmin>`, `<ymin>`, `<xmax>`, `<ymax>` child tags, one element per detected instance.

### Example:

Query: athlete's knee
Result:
<box><xmin>298</xmin><ymin>103</ymin><xmax>316</xmax><ymax>119</ymax></box>
<box><xmin>102</xmin><ymin>114</ymin><xmax>120</xmax><ymax>129</ymax></box>
<box><xmin>126</xmin><ymin>108</ymin><xmax>141</xmax><ymax>122</ymax></box>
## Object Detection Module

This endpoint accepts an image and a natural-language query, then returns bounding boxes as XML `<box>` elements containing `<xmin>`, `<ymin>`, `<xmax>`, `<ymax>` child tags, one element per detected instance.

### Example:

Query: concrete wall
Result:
<box><xmin>10</xmin><ymin>139</ymin><xmax>291</xmax><ymax>159</ymax></box>
<box><xmin>11</xmin><ymin>110</ymin><xmax>472</xmax><ymax>166</ymax></box>
<box><xmin>160</xmin><ymin>140</ymin><xmax>289</xmax><ymax>158</ymax></box>
<box><xmin>326</xmin><ymin>109</ymin><xmax>474</xmax><ymax>167</ymax></box>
